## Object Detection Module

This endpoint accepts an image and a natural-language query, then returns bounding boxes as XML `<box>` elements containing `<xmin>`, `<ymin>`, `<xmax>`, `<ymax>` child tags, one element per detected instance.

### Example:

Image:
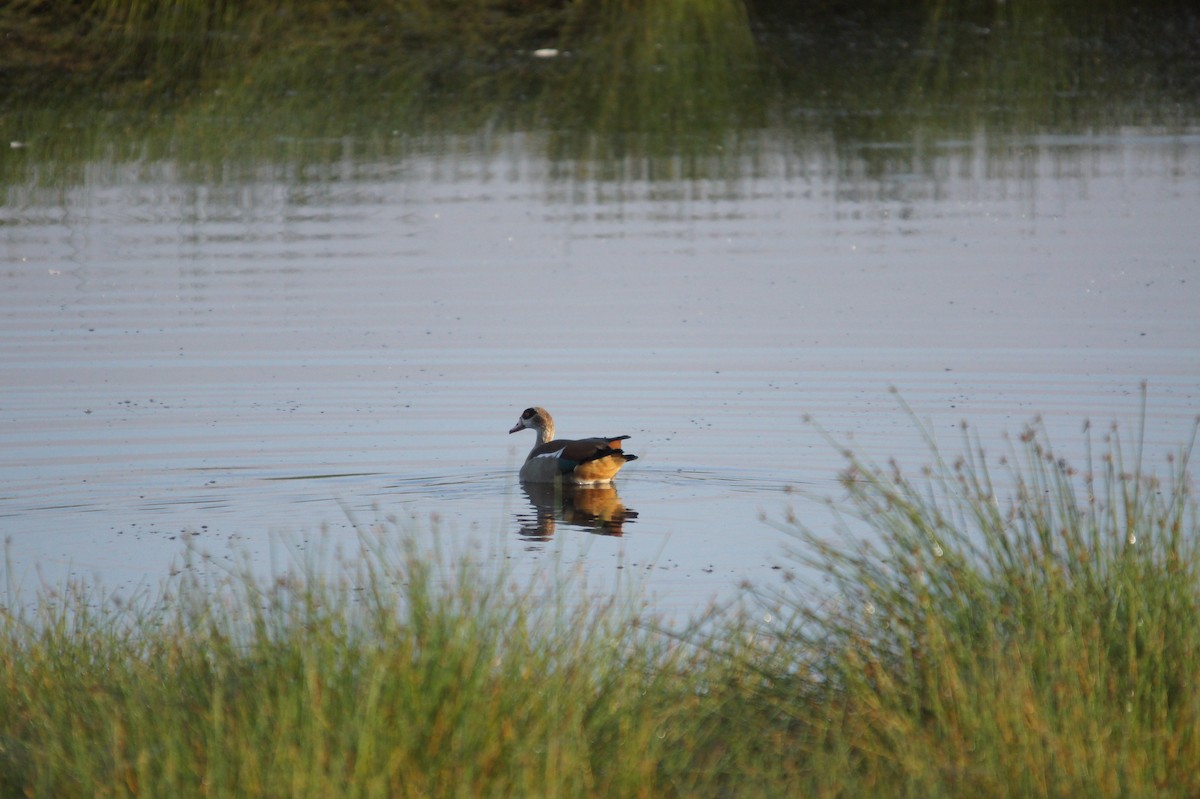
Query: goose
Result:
<box><xmin>508</xmin><ymin>407</ymin><xmax>637</xmax><ymax>484</ymax></box>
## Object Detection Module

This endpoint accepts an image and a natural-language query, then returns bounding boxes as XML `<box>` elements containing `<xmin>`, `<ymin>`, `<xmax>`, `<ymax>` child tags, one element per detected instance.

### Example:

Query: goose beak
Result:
<box><xmin>509</xmin><ymin>421</ymin><xmax>524</xmax><ymax>433</ymax></box>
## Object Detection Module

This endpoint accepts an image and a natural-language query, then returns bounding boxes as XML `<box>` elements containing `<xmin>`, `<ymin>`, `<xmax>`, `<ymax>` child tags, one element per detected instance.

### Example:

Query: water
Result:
<box><xmin>3</xmin><ymin>117</ymin><xmax>1199</xmax><ymax>618</ymax></box>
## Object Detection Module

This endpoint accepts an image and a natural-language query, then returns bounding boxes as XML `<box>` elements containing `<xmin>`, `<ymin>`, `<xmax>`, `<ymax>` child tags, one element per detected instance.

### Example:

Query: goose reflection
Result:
<box><xmin>515</xmin><ymin>481</ymin><xmax>639</xmax><ymax>541</ymax></box>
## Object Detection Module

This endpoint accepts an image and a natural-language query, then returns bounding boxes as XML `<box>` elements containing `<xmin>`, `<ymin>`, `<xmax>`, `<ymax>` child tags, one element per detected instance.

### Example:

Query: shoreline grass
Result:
<box><xmin>3</xmin><ymin>414</ymin><xmax>1199</xmax><ymax>796</ymax></box>
<box><xmin>754</xmin><ymin>407</ymin><xmax>1200</xmax><ymax>794</ymax></box>
<box><xmin>3</xmin><ymin>0</ymin><xmax>1196</xmax><ymax>193</ymax></box>
<box><xmin>4</xmin><ymin>0</ymin><xmax>1196</xmax><ymax>110</ymax></box>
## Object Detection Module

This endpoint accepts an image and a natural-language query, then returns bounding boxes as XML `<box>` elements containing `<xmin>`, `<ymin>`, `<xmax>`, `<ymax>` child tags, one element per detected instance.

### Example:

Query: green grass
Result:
<box><xmin>3</xmin><ymin>0</ymin><xmax>1196</xmax><ymax>192</ymax></box>
<box><xmin>762</xmin><ymin>407</ymin><xmax>1200</xmax><ymax>795</ymax></box>
<box><xmin>5</xmin><ymin>0</ymin><xmax>1196</xmax><ymax>114</ymax></box>
<box><xmin>2</xmin><ymin>413</ymin><xmax>1199</xmax><ymax>796</ymax></box>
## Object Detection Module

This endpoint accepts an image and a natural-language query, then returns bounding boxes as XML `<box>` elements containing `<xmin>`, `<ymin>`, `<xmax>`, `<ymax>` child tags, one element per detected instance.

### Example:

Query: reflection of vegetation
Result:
<box><xmin>2</xmin><ymin>421</ymin><xmax>1199</xmax><ymax>795</ymax></box>
<box><xmin>0</xmin><ymin>0</ymin><xmax>1196</xmax><ymax>187</ymax></box>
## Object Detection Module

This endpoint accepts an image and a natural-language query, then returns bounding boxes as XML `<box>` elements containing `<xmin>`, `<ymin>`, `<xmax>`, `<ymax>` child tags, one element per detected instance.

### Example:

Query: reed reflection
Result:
<box><xmin>515</xmin><ymin>481</ymin><xmax>638</xmax><ymax>542</ymax></box>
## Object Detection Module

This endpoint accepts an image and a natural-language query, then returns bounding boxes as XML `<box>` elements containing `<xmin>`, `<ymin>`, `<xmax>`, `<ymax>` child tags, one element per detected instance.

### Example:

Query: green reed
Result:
<box><xmin>2</xmin><ymin>0</ymin><xmax>1195</xmax><ymax>191</ymax></box>
<box><xmin>755</xmin><ymin>404</ymin><xmax>1200</xmax><ymax>795</ymax></box>
<box><xmin>7</xmin><ymin>0</ymin><xmax>1194</xmax><ymax>114</ymax></box>
<box><xmin>0</xmin><ymin>532</ymin><xmax>698</xmax><ymax>797</ymax></box>
<box><xmin>2</xmin><ymin>411</ymin><xmax>1198</xmax><ymax>796</ymax></box>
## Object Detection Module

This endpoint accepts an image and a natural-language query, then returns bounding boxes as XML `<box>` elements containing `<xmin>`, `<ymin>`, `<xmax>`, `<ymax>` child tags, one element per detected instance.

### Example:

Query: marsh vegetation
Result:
<box><xmin>3</xmin><ymin>420</ymin><xmax>1197</xmax><ymax>796</ymax></box>
<box><xmin>3</xmin><ymin>0</ymin><xmax>1197</xmax><ymax>185</ymax></box>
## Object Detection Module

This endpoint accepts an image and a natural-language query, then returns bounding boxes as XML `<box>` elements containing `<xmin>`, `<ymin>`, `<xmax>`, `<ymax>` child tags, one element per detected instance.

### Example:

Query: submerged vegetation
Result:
<box><xmin>3</xmin><ymin>418</ymin><xmax>1198</xmax><ymax>796</ymax></box>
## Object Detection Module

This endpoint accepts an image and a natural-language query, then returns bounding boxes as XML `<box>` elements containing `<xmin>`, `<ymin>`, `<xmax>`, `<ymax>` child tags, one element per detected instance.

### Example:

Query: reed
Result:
<box><xmin>2</xmin><ymin>411</ymin><xmax>1198</xmax><ymax>796</ymax></box>
<box><xmin>0</xmin><ymin>532</ymin><xmax>698</xmax><ymax>797</ymax></box>
<box><xmin>3</xmin><ymin>0</ymin><xmax>1195</xmax><ymax>190</ymax></box>
<box><xmin>755</xmin><ymin>404</ymin><xmax>1200</xmax><ymax>794</ymax></box>
<box><xmin>7</xmin><ymin>0</ymin><xmax>1194</xmax><ymax>102</ymax></box>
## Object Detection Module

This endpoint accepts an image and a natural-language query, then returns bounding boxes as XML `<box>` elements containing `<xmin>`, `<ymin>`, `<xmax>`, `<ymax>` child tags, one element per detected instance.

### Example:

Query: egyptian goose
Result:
<box><xmin>508</xmin><ymin>407</ymin><xmax>638</xmax><ymax>484</ymax></box>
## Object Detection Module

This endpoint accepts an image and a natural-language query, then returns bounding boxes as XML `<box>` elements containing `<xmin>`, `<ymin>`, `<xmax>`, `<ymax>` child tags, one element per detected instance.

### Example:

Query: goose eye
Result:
<box><xmin>522</xmin><ymin>408</ymin><xmax>536</xmax><ymax>418</ymax></box>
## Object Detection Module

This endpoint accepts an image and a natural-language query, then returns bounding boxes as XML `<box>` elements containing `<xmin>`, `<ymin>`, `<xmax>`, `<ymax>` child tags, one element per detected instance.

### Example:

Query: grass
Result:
<box><xmin>2</xmin><ymin>0</ymin><xmax>1196</xmax><ymax>192</ymax></box>
<box><xmin>757</xmin><ymin>406</ymin><xmax>1200</xmax><ymax>795</ymax></box>
<box><xmin>2</xmin><ymin>413</ymin><xmax>1199</xmax><ymax>796</ymax></box>
<box><xmin>5</xmin><ymin>0</ymin><xmax>1196</xmax><ymax>112</ymax></box>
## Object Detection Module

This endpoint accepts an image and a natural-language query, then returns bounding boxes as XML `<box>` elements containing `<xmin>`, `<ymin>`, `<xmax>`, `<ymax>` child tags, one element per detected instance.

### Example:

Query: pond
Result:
<box><xmin>3</xmin><ymin>23</ymin><xmax>1199</xmax><ymax>620</ymax></box>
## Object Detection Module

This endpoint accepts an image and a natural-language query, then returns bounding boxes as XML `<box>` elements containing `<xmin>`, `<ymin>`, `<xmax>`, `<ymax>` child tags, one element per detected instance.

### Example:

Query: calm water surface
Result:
<box><xmin>3</xmin><ymin>128</ymin><xmax>1199</xmax><ymax>617</ymax></box>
